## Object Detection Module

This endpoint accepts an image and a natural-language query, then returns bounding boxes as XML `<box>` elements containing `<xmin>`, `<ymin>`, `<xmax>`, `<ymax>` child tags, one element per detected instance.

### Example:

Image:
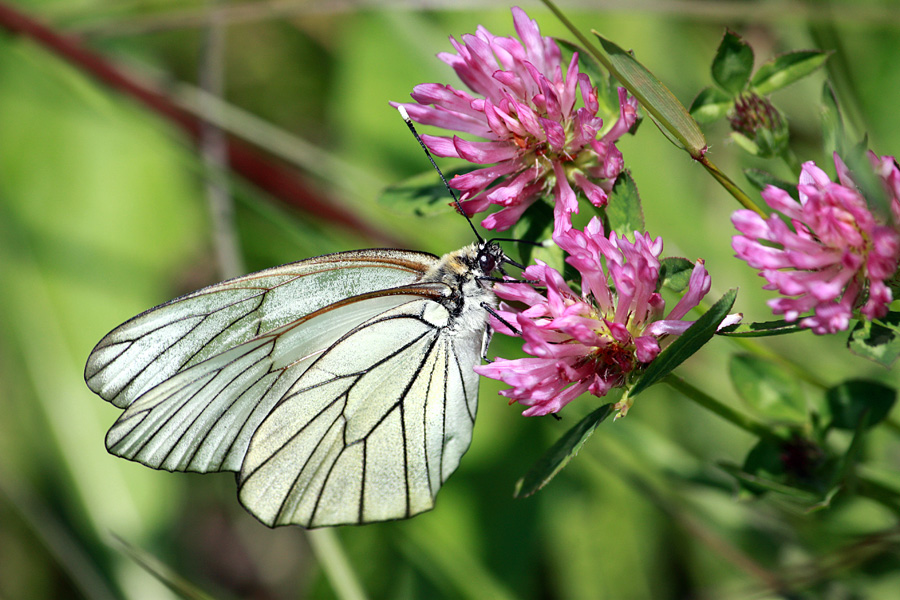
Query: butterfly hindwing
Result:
<box><xmin>238</xmin><ymin>296</ymin><xmax>484</xmax><ymax>528</ymax></box>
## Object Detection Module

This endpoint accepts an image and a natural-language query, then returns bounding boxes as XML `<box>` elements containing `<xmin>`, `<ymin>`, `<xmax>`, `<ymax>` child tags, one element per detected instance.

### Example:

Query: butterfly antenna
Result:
<box><xmin>397</xmin><ymin>106</ymin><xmax>484</xmax><ymax>243</ymax></box>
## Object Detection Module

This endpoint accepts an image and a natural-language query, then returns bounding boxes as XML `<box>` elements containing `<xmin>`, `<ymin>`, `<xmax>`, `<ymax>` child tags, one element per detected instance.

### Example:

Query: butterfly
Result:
<box><xmin>84</xmin><ymin>236</ymin><xmax>516</xmax><ymax>528</ymax></box>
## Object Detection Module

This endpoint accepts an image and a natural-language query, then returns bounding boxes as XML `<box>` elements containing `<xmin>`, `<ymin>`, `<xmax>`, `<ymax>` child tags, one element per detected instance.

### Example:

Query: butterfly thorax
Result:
<box><xmin>423</xmin><ymin>242</ymin><xmax>502</xmax><ymax>329</ymax></box>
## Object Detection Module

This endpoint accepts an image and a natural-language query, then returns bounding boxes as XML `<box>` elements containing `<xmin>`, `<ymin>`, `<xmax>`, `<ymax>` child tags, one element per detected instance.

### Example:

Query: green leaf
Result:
<box><xmin>805</xmin><ymin>486</ymin><xmax>842</xmax><ymax>513</ymax></box>
<box><xmin>826</xmin><ymin>379</ymin><xmax>897</xmax><ymax>430</ymax></box>
<box><xmin>629</xmin><ymin>289</ymin><xmax>737</xmax><ymax>397</ymax></box>
<box><xmin>733</xmin><ymin>127</ymin><xmax>779</xmax><ymax>159</ymax></box>
<box><xmin>750</xmin><ymin>50</ymin><xmax>830</xmax><ymax>96</ymax></box>
<box><xmin>711</xmin><ymin>30</ymin><xmax>754</xmax><ymax>96</ymax></box>
<box><xmin>591</xmin><ymin>32</ymin><xmax>707</xmax><ymax>157</ymax></box>
<box><xmin>848</xmin><ymin>313</ymin><xmax>900</xmax><ymax>367</ymax></box>
<box><xmin>511</xmin><ymin>200</ymin><xmax>565</xmax><ymax>273</ymax></box>
<box><xmin>605</xmin><ymin>170</ymin><xmax>644</xmax><ymax>234</ymax></box>
<box><xmin>743</xmin><ymin>168</ymin><xmax>799</xmax><ymax>200</ymax></box>
<box><xmin>378</xmin><ymin>166</ymin><xmax>470</xmax><ymax>217</ymax></box>
<box><xmin>717</xmin><ymin>319</ymin><xmax>805</xmax><ymax>337</ymax></box>
<box><xmin>830</xmin><ymin>410</ymin><xmax>869</xmax><ymax>488</ymax></box>
<box><xmin>688</xmin><ymin>86</ymin><xmax>734</xmax><ymax>123</ymax></box>
<box><xmin>658</xmin><ymin>257</ymin><xmax>694</xmax><ymax>293</ymax></box>
<box><xmin>733</xmin><ymin>435</ymin><xmax>832</xmax><ymax>506</ymax></box>
<box><xmin>821</xmin><ymin>82</ymin><xmax>846</xmax><ymax>157</ymax></box>
<box><xmin>514</xmin><ymin>403</ymin><xmax>615</xmax><ymax>498</ymax></box>
<box><xmin>729</xmin><ymin>354</ymin><xmax>807</xmax><ymax>424</ymax></box>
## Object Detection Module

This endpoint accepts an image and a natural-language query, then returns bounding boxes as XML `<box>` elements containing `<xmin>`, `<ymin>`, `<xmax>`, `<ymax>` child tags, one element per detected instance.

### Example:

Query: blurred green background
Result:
<box><xmin>1</xmin><ymin>1</ymin><xmax>899</xmax><ymax>598</ymax></box>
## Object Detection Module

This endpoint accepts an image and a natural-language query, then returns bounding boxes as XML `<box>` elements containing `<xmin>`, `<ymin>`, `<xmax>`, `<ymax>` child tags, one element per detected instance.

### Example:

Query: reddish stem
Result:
<box><xmin>0</xmin><ymin>2</ymin><xmax>403</xmax><ymax>247</ymax></box>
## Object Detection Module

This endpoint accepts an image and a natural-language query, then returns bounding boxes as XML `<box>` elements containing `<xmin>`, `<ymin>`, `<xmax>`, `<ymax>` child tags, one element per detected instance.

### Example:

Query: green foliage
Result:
<box><xmin>510</xmin><ymin>200</ymin><xmax>564</xmax><ymax>273</ymax></box>
<box><xmin>718</xmin><ymin>319</ymin><xmax>806</xmax><ymax>337</ymax></box>
<box><xmin>742</xmin><ymin>168</ymin><xmax>800</xmax><ymax>199</ymax></box>
<box><xmin>848</xmin><ymin>312</ymin><xmax>900</xmax><ymax>367</ymax></box>
<box><xmin>3</xmin><ymin>2</ymin><xmax>900</xmax><ymax>599</ymax></box>
<box><xmin>688</xmin><ymin>86</ymin><xmax>733</xmax><ymax>124</ymax></box>
<box><xmin>657</xmin><ymin>257</ymin><xmax>695</xmax><ymax>293</ymax></box>
<box><xmin>821</xmin><ymin>82</ymin><xmax>847</xmax><ymax>156</ymax></box>
<box><xmin>826</xmin><ymin>379</ymin><xmax>897</xmax><ymax>430</ymax></box>
<box><xmin>555</xmin><ymin>38</ymin><xmax>620</xmax><ymax>119</ymax></box>
<box><xmin>716</xmin><ymin>374</ymin><xmax>898</xmax><ymax>512</ymax></box>
<box><xmin>691</xmin><ymin>29</ymin><xmax>828</xmax><ymax>162</ymax></box>
<box><xmin>750</xmin><ymin>51</ymin><xmax>831</xmax><ymax>96</ymax></box>
<box><xmin>514</xmin><ymin>403</ymin><xmax>615</xmax><ymax>498</ymax></box>
<box><xmin>711</xmin><ymin>30</ymin><xmax>754</xmax><ymax>95</ymax></box>
<box><xmin>378</xmin><ymin>167</ymin><xmax>469</xmax><ymax>217</ymax></box>
<box><xmin>604</xmin><ymin>170</ymin><xmax>645</xmax><ymax>234</ymax></box>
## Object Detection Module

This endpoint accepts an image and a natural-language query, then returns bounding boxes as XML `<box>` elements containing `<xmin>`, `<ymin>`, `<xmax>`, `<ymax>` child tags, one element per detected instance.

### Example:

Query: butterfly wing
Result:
<box><xmin>86</xmin><ymin>244</ymin><xmax>497</xmax><ymax>527</ymax></box>
<box><xmin>238</xmin><ymin>293</ymin><xmax>485</xmax><ymax>528</ymax></box>
<box><xmin>85</xmin><ymin>249</ymin><xmax>436</xmax><ymax>410</ymax></box>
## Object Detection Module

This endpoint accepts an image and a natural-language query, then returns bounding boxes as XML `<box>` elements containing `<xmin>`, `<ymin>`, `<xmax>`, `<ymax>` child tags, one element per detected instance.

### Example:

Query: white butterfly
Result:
<box><xmin>84</xmin><ymin>241</ymin><xmax>512</xmax><ymax>528</ymax></box>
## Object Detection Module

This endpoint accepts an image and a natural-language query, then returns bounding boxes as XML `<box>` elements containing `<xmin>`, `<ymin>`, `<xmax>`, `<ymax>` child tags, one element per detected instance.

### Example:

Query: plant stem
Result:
<box><xmin>664</xmin><ymin>374</ymin><xmax>779</xmax><ymax>440</ymax></box>
<box><xmin>305</xmin><ymin>529</ymin><xmax>368</xmax><ymax>600</ymax></box>
<box><xmin>698</xmin><ymin>155</ymin><xmax>767</xmax><ymax>218</ymax></box>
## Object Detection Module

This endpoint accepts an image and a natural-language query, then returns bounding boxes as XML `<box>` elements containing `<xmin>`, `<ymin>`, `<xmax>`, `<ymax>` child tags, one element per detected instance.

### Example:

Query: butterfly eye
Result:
<box><xmin>478</xmin><ymin>251</ymin><xmax>497</xmax><ymax>274</ymax></box>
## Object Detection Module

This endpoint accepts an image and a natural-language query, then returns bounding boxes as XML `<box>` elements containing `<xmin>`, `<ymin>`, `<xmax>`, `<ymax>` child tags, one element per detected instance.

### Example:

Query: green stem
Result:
<box><xmin>698</xmin><ymin>155</ymin><xmax>767</xmax><ymax>218</ymax></box>
<box><xmin>305</xmin><ymin>529</ymin><xmax>368</xmax><ymax>600</ymax></box>
<box><xmin>540</xmin><ymin>0</ymin><xmax>601</xmax><ymax>76</ymax></box>
<box><xmin>664</xmin><ymin>374</ymin><xmax>779</xmax><ymax>440</ymax></box>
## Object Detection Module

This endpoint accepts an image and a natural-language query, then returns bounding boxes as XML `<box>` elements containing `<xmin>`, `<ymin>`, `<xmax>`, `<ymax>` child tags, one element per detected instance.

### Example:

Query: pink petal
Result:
<box><xmin>480</xmin><ymin>191</ymin><xmax>540</xmax><ymax>231</ymax></box>
<box><xmin>666</xmin><ymin>260</ymin><xmax>711</xmax><ymax>321</ymax></box>
<box><xmin>573</xmin><ymin>173</ymin><xmax>609</xmax><ymax>207</ymax></box>
<box><xmin>453</xmin><ymin>137</ymin><xmax>520</xmax><ymax>164</ymax></box>
<box><xmin>552</xmin><ymin>161</ymin><xmax>577</xmax><ymax>237</ymax></box>
<box><xmin>421</xmin><ymin>134</ymin><xmax>462</xmax><ymax>158</ymax></box>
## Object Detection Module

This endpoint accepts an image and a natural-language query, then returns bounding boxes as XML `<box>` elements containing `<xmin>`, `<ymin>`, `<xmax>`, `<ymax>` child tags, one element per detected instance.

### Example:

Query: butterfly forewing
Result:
<box><xmin>85</xmin><ymin>249</ymin><xmax>436</xmax><ymax>409</ymax></box>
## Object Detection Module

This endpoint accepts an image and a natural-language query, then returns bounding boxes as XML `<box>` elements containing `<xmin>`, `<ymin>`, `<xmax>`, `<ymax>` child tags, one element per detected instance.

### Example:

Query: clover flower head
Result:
<box><xmin>475</xmin><ymin>217</ymin><xmax>714</xmax><ymax>417</ymax></box>
<box><xmin>732</xmin><ymin>152</ymin><xmax>900</xmax><ymax>334</ymax></box>
<box><xmin>392</xmin><ymin>6</ymin><xmax>637</xmax><ymax>238</ymax></box>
